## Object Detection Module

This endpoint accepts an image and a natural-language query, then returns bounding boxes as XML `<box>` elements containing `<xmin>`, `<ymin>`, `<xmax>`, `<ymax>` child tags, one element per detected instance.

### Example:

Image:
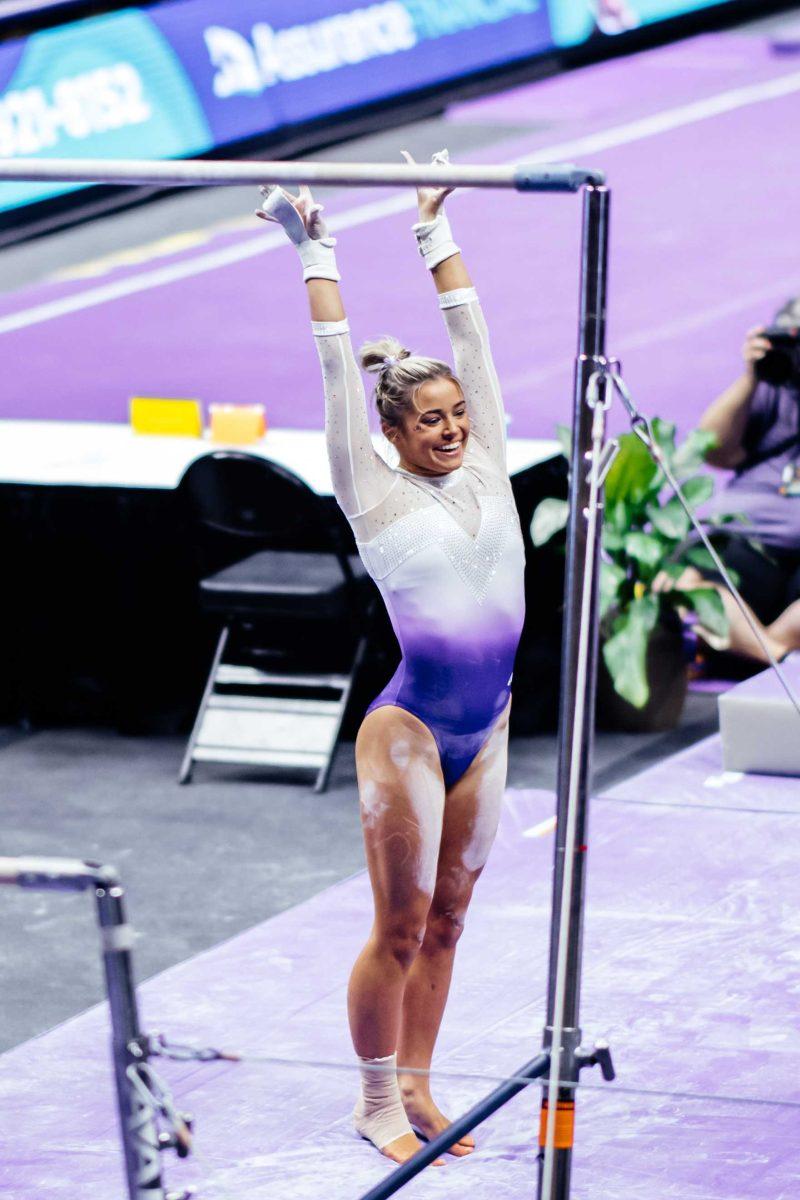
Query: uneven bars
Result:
<box><xmin>0</xmin><ymin>157</ymin><xmax>604</xmax><ymax>192</ymax></box>
<box><xmin>0</xmin><ymin>159</ymin><xmax>612</xmax><ymax>1200</ymax></box>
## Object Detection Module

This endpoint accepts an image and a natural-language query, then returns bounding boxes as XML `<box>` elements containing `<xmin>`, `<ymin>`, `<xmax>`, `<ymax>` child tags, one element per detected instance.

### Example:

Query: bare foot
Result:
<box><xmin>380</xmin><ymin>1130</ymin><xmax>445</xmax><ymax>1167</ymax></box>
<box><xmin>400</xmin><ymin>1090</ymin><xmax>475</xmax><ymax>1157</ymax></box>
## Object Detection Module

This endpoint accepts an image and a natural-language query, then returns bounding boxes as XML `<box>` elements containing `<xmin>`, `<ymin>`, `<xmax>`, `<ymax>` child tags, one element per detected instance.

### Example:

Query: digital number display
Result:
<box><xmin>0</xmin><ymin>64</ymin><xmax>152</xmax><ymax>157</ymax></box>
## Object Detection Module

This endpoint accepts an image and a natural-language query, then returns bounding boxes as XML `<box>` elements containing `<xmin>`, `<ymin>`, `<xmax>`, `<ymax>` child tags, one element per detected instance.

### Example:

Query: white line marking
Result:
<box><xmin>523</xmin><ymin>67</ymin><xmax>800</xmax><ymax>164</ymax></box>
<box><xmin>502</xmin><ymin>272</ymin><xmax>800</xmax><ymax>397</ymax></box>
<box><xmin>703</xmin><ymin>771</ymin><xmax>744</xmax><ymax>789</ymax></box>
<box><xmin>615</xmin><ymin>275</ymin><xmax>800</xmax><ymax>353</ymax></box>
<box><xmin>522</xmin><ymin>815</ymin><xmax>557</xmax><ymax>838</ymax></box>
<box><xmin>0</xmin><ymin>195</ymin><xmax>415</xmax><ymax>335</ymax></box>
<box><xmin>2</xmin><ymin>68</ymin><xmax>800</xmax><ymax>336</ymax></box>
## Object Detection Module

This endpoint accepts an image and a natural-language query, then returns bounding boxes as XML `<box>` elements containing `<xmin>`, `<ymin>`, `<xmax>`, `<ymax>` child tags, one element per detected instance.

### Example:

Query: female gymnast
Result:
<box><xmin>257</xmin><ymin>152</ymin><xmax>526</xmax><ymax>1165</ymax></box>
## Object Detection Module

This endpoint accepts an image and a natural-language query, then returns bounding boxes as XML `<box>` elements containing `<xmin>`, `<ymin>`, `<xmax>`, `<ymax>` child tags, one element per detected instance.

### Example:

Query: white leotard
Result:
<box><xmin>313</xmin><ymin>287</ymin><xmax>526</xmax><ymax>785</ymax></box>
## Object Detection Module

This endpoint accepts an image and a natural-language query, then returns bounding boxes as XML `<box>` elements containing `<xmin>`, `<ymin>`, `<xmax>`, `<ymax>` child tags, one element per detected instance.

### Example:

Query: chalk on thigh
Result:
<box><xmin>356</xmin><ymin>706</ymin><xmax>447</xmax><ymax>906</ymax></box>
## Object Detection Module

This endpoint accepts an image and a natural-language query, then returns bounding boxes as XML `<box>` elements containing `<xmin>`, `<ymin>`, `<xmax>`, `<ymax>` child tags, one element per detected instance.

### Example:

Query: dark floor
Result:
<box><xmin>0</xmin><ymin>692</ymin><xmax>717</xmax><ymax>1055</ymax></box>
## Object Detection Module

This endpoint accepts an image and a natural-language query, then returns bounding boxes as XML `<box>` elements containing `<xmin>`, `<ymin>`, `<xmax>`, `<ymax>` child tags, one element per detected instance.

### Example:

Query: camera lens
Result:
<box><xmin>754</xmin><ymin>329</ymin><xmax>800</xmax><ymax>387</ymax></box>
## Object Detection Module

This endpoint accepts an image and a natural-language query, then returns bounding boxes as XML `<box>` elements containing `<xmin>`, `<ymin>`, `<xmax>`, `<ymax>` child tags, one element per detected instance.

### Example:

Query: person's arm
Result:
<box><xmin>700</xmin><ymin>327</ymin><xmax>770</xmax><ymax>468</ymax></box>
<box><xmin>405</xmin><ymin>150</ymin><xmax>507</xmax><ymax>468</ymax></box>
<box><xmin>257</xmin><ymin>187</ymin><xmax>394</xmax><ymax>520</ymax></box>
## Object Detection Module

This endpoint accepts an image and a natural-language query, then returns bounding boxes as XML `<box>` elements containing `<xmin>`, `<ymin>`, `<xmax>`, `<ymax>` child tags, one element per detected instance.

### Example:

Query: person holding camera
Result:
<box><xmin>667</xmin><ymin>298</ymin><xmax>800</xmax><ymax>664</ymax></box>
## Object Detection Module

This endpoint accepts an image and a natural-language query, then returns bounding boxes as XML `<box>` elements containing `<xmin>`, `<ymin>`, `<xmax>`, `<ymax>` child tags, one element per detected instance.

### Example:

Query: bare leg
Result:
<box><xmin>349</xmin><ymin>706</ymin><xmax>445</xmax><ymax>1165</ymax></box>
<box><xmin>397</xmin><ymin>701</ymin><xmax>511</xmax><ymax>1155</ymax></box>
<box><xmin>767</xmin><ymin>598</ymin><xmax>800</xmax><ymax>656</ymax></box>
<box><xmin>673</xmin><ymin>567</ymin><xmax>787</xmax><ymax>663</ymax></box>
<box><xmin>716</xmin><ymin>586</ymin><xmax>789</xmax><ymax>662</ymax></box>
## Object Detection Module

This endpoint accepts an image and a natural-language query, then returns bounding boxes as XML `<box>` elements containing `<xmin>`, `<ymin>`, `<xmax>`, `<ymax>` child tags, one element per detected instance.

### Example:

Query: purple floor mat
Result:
<box><xmin>2</xmin><ymin>29</ymin><xmax>800</xmax><ymax>449</ymax></box>
<box><xmin>604</xmin><ymin>732</ymin><xmax>800</xmax><ymax>813</ymax></box>
<box><xmin>688</xmin><ymin>676</ymin><xmax>738</xmax><ymax>695</ymax></box>
<box><xmin>450</xmin><ymin>29</ymin><xmax>800</xmax><ymax>129</ymax></box>
<box><xmin>1</xmin><ymin>750</ymin><xmax>798</xmax><ymax>1200</ymax></box>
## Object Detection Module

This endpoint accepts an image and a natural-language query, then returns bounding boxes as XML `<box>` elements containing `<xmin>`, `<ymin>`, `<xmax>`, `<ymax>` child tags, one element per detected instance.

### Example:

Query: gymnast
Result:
<box><xmin>257</xmin><ymin>152</ymin><xmax>526</xmax><ymax>1165</ymax></box>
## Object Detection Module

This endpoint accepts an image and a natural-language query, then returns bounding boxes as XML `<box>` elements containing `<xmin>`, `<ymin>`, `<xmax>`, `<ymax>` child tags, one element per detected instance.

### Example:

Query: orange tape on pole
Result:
<box><xmin>538</xmin><ymin>1100</ymin><xmax>575</xmax><ymax>1150</ymax></box>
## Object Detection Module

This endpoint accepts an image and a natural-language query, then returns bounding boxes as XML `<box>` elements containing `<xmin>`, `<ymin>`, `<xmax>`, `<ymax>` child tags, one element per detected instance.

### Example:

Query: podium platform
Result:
<box><xmin>719</xmin><ymin>655</ymin><xmax>800</xmax><ymax>776</ymax></box>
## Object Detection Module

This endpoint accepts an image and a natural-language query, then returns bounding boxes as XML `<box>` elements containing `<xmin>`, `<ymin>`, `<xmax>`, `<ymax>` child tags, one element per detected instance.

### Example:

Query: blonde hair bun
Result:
<box><xmin>359</xmin><ymin>335</ymin><xmax>412</xmax><ymax>375</ymax></box>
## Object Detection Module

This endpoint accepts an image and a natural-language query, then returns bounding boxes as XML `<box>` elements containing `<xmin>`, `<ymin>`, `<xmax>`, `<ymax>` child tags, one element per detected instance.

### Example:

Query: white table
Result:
<box><xmin>0</xmin><ymin>420</ymin><xmax>560</xmax><ymax>491</ymax></box>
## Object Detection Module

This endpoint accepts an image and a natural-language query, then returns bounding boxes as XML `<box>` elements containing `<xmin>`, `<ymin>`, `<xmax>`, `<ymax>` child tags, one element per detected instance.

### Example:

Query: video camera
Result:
<box><xmin>755</xmin><ymin>325</ymin><xmax>800</xmax><ymax>387</ymax></box>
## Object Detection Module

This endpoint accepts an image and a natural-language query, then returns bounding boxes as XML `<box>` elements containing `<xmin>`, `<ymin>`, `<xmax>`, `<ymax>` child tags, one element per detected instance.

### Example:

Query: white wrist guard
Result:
<box><xmin>258</xmin><ymin>186</ymin><xmax>341</xmax><ymax>282</ymax></box>
<box><xmin>413</xmin><ymin>212</ymin><xmax>460</xmax><ymax>271</ymax></box>
<box><xmin>297</xmin><ymin>238</ymin><xmax>340</xmax><ymax>283</ymax></box>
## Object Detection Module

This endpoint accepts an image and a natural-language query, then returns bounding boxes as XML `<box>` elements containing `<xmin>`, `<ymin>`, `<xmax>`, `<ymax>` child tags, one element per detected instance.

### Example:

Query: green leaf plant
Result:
<box><xmin>531</xmin><ymin>419</ymin><xmax>753</xmax><ymax>709</ymax></box>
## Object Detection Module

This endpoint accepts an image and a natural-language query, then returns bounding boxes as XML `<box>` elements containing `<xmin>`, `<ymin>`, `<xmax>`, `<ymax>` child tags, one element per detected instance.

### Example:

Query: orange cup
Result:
<box><xmin>209</xmin><ymin>404</ymin><xmax>267</xmax><ymax>444</ymax></box>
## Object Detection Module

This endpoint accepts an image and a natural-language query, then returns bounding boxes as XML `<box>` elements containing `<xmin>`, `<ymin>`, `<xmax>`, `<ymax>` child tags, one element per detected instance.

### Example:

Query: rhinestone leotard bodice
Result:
<box><xmin>360</xmin><ymin>493</ymin><xmax>515</xmax><ymax>605</ymax></box>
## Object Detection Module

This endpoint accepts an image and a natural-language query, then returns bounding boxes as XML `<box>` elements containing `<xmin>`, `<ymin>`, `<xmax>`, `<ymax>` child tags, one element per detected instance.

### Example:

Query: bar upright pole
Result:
<box><xmin>537</xmin><ymin>184</ymin><xmax>611</xmax><ymax>1200</ymax></box>
<box><xmin>0</xmin><ymin>858</ymin><xmax>168</xmax><ymax>1199</ymax></box>
<box><xmin>95</xmin><ymin>877</ymin><xmax>166</xmax><ymax>1199</ymax></box>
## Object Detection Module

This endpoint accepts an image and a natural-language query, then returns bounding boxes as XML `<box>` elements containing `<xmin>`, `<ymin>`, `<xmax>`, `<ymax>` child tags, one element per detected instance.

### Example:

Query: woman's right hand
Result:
<box><xmin>742</xmin><ymin>325</ymin><xmax>771</xmax><ymax>375</ymax></box>
<box><xmin>256</xmin><ymin>184</ymin><xmax>329</xmax><ymax>240</ymax></box>
<box><xmin>256</xmin><ymin>184</ymin><xmax>340</xmax><ymax>283</ymax></box>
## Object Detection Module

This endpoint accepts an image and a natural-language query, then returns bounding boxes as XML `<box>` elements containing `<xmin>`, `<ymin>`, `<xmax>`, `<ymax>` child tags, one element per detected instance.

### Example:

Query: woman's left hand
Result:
<box><xmin>402</xmin><ymin>149</ymin><xmax>455</xmax><ymax>223</ymax></box>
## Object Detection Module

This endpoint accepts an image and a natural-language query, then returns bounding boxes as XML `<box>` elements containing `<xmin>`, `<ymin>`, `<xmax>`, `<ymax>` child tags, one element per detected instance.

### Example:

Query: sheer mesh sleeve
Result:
<box><xmin>438</xmin><ymin>288</ymin><xmax>507</xmax><ymax>469</ymax></box>
<box><xmin>313</xmin><ymin>319</ymin><xmax>397</xmax><ymax>520</ymax></box>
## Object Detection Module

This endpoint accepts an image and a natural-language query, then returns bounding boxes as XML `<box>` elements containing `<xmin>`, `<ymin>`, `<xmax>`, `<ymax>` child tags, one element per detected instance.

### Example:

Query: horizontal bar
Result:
<box><xmin>0</xmin><ymin>855</ymin><xmax>118</xmax><ymax>890</ymax></box>
<box><xmin>0</xmin><ymin>158</ymin><xmax>604</xmax><ymax>193</ymax></box>
<box><xmin>356</xmin><ymin>1052</ymin><xmax>550</xmax><ymax>1200</ymax></box>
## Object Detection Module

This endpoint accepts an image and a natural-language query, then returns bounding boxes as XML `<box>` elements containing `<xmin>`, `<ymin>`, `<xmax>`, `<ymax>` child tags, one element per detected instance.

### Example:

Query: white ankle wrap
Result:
<box><xmin>413</xmin><ymin>212</ymin><xmax>460</xmax><ymax>271</ymax></box>
<box><xmin>258</xmin><ymin>186</ymin><xmax>340</xmax><ymax>282</ymax></box>
<box><xmin>353</xmin><ymin>1052</ymin><xmax>413</xmax><ymax>1150</ymax></box>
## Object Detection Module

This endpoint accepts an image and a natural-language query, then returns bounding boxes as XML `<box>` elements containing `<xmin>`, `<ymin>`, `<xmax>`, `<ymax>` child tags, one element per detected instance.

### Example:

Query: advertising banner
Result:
<box><xmin>149</xmin><ymin>0</ymin><xmax>554</xmax><ymax>148</ymax></box>
<box><xmin>547</xmin><ymin>0</ymin><xmax>736</xmax><ymax>46</ymax></box>
<box><xmin>0</xmin><ymin>0</ymin><xmax>738</xmax><ymax>217</ymax></box>
<box><xmin>0</xmin><ymin>7</ymin><xmax>213</xmax><ymax>211</ymax></box>
<box><xmin>0</xmin><ymin>0</ymin><xmax>556</xmax><ymax>214</ymax></box>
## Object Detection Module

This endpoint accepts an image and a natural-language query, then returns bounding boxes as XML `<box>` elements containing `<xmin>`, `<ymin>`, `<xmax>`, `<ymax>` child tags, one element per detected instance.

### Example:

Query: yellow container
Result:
<box><xmin>209</xmin><ymin>404</ymin><xmax>267</xmax><ymax>445</ymax></box>
<box><xmin>130</xmin><ymin>396</ymin><xmax>203</xmax><ymax>438</ymax></box>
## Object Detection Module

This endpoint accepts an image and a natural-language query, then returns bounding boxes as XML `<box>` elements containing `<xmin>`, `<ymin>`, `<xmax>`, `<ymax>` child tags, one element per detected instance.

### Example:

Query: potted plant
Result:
<box><xmin>531</xmin><ymin>419</ymin><xmax>740</xmax><ymax>731</ymax></box>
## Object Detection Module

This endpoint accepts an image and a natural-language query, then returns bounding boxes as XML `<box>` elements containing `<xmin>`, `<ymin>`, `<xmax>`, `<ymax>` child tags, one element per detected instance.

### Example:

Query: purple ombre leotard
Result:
<box><xmin>314</xmin><ymin>286</ymin><xmax>526</xmax><ymax>788</ymax></box>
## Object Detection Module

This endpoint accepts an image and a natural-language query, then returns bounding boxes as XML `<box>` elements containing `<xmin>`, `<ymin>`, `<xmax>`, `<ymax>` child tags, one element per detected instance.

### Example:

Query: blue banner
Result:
<box><xmin>0</xmin><ymin>7</ymin><xmax>213</xmax><ymax>211</ymax></box>
<box><xmin>149</xmin><ymin>0</ymin><xmax>553</xmax><ymax>147</ymax></box>
<box><xmin>0</xmin><ymin>0</ymin><xmax>738</xmax><ymax>216</ymax></box>
<box><xmin>547</xmin><ymin>0</ymin><xmax>736</xmax><ymax>47</ymax></box>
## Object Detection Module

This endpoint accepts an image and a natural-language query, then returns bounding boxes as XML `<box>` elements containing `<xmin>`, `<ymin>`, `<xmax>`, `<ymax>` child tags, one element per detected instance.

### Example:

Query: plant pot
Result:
<box><xmin>596</xmin><ymin>620</ymin><xmax>688</xmax><ymax>733</ymax></box>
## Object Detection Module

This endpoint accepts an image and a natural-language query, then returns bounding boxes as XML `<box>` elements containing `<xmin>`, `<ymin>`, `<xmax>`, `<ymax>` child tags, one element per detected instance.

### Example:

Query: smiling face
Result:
<box><xmin>383</xmin><ymin>376</ymin><xmax>469</xmax><ymax>477</ymax></box>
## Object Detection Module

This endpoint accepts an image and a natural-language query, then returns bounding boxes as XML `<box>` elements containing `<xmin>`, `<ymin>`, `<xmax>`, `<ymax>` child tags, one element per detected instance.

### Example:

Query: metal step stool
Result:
<box><xmin>179</xmin><ymin>632</ymin><xmax>366</xmax><ymax>792</ymax></box>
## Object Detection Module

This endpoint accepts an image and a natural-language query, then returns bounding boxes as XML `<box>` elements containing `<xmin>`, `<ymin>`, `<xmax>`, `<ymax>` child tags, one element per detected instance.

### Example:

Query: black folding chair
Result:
<box><xmin>177</xmin><ymin>451</ymin><xmax>370</xmax><ymax>791</ymax></box>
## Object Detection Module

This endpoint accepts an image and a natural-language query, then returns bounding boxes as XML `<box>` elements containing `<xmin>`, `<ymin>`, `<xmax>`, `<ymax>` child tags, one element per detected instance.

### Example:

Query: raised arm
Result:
<box><xmin>699</xmin><ymin>327</ymin><xmax>770</xmax><ymax>468</ymax></box>
<box><xmin>405</xmin><ymin>151</ymin><xmax>507</xmax><ymax>468</ymax></box>
<box><xmin>257</xmin><ymin>187</ymin><xmax>395</xmax><ymax>521</ymax></box>
<box><xmin>312</xmin><ymin>298</ymin><xmax>397</xmax><ymax>521</ymax></box>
